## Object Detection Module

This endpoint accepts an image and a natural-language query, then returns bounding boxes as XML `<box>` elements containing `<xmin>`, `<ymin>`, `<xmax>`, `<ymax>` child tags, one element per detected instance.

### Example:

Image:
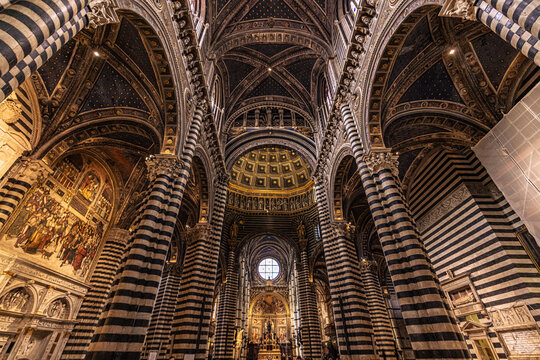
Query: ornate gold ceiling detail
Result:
<box><xmin>230</xmin><ymin>147</ymin><xmax>311</xmax><ymax>192</ymax></box>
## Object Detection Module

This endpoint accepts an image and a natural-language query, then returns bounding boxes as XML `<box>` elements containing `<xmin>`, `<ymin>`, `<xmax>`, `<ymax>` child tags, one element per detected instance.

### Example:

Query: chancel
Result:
<box><xmin>0</xmin><ymin>0</ymin><xmax>538</xmax><ymax>359</ymax></box>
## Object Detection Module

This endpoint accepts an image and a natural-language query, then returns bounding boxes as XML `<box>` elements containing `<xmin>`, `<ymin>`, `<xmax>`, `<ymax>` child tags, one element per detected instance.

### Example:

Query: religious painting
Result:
<box><xmin>0</xmin><ymin>155</ymin><xmax>112</xmax><ymax>281</ymax></box>
<box><xmin>78</xmin><ymin>171</ymin><xmax>100</xmax><ymax>202</ymax></box>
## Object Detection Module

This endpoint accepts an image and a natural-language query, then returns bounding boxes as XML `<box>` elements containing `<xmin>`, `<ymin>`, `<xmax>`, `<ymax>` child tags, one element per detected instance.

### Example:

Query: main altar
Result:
<box><xmin>257</xmin><ymin>321</ymin><xmax>281</xmax><ymax>360</ymax></box>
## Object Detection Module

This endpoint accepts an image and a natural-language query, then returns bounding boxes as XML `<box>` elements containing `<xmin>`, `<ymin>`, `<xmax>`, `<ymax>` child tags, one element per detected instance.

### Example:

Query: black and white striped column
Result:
<box><xmin>297</xmin><ymin>242</ymin><xmax>323</xmax><ymax>360</ymax></box>
<box><xmin>341</xmin><ymin>103</ymin><xmax>471</xmax><ymax>360</ymax></box>
<box><xmin>0</xmin><ymin>8</ymin><xmax>88</xmax><ymax>102</ymax></box>
<box><xmin>0</xmin><ymin>157</ymin><xmax>51</xmax><ymax>229</ymax></box>
<box><xmin>171</xmin><ymin>175</ymin><xmax>228</xmax><ymax>359</ymax></box>
<box><xmin>359</xmin><ymin>259</ymin><xmax>396</xmax><ymax>360</ymax></box>
<box><xmin>0</xmin><ymin>0</ymin><xmax>89</xmax><ymax>76</ymax></box>
<box><xmin>213</xmin><ymin>248</ymin><xmax>239</xmax><ymax>360</ymax></box>
<box><xmin>475</xmin><ymin>0</ymin><xmax>540</xmax><ymax>66</ymax></box>
<box><xmin>61</xmin><ymin>228</ymin><xmax>129</xmax><ymax>360</ymax></box>
<box><xmin>485</xmin><ymin>0</ymin><xmax>540</xmax><ymax>39</ymax></box>
<box><xmin>314</xmin><ymin>182</ymin><xmax>376</xmax><ymax>360</ymax></box>
<box><xmin>86</xmin><ymin>107</ymin><xmax>205</xmax><ymax>359</ymax></box>
<box><xmin>142</xmin><ymin>263</ymin><xmax>183</xmax><ymax>360</ymax></box>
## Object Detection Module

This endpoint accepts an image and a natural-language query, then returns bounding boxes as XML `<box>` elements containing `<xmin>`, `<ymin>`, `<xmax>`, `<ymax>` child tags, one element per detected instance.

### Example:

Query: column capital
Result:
<box><xmin>106</xmin><ymin>228</ymin><xmax>130</xmax><ymax>244</ymax></box>
<box><xmin>10</xmin><ymin>157</ymin><xmax>52</xmax><ymax>184</ymax></box>
<box><xmin>331</xmin><ymin>221</ymin><xmax>355</xmax><ymax>239</ymax></box>
<box><xmin>185</xmin><ymin>222</ymin><xmax>212</xmax><ymax>245</ymax></box>
<box><xmin>362</xmin><ymin>150</ymin><xmax>399</xmax><ymax>176</ymax></box>
<box><xmin>214</xmin><ymin>172</ymin><xmax>230</xmax><ymax>188</ymax></box>
<box><xmin>439</xmin><ymin>0</ymin><xmax>477</xmax><ymax>21</ymax></box>
<box><xmin>145</xmin><ymin>154</ymin><xmax>183</xmax><ymax>182</ymax></box>
<box><xmin>359</xmin><ymin>258</ymin><xmax>377</xmax><ymax>273</ymax></box>
<box><xmin>87</xmin><ymin>0</ymin><xmax>120</xmax><ymax>28</ymax></box>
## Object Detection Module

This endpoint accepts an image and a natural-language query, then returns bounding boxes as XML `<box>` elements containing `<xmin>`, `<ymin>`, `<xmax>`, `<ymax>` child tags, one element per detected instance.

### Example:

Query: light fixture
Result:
<box><xmin>449</xmin><ymin>49</ymin><xmax>456</xmax><ymax>55</ymax></box>
<box><xmin>267</xmin><ymin>67</ymin><xmax>272</xmax><ymax>72</ymax></box>
<box><xmin>93</xmin><ymin>50</ymin><xmax>100</xmax><ymax>57</ymax></box>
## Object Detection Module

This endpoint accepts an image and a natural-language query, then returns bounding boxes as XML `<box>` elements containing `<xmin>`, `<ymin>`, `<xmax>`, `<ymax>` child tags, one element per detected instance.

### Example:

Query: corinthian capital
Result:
<box><xmin>359</xmin><ymin>258</ymin><xmax>376</xmax><ymax>273</ymax></box>
<box><xmin>185</xmin><ymin>222</ymin><xmax>212</xmax><ymax>245</ymax></box>
<box><xmin>362</xmin><ymin>150</ymin><xmax>399</xmax><ymax>177</ymax></box>
<box><xmin>10</xmin><ymin>158</ymin><xmax>52</xmax><ymax>184</ymax></box>
<box><xmin>145</xmin><ymin>154</ymin><xmax>183</xmax><ymax>182</ymax></box>
<box><xmin>439</xmin><ymin>0</ymin><xmax>476</xmax><ymax>21</ymax></box>
<box><xmin>87</xmin><ymin>0</ymin><xmax>120</xmax><ymax>28</ymax></box>
<box><xmin>331</xmin><ymin>221</ymin><xmax>355</xmax><ymax>240</ymax></box>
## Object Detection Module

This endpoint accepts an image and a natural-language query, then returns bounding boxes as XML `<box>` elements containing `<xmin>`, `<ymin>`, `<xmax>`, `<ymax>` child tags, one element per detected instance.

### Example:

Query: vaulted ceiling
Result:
<box><xmin>208</xmin><ymin>0</ymin><xmax>334</xmax><ymax>121</ymax></box>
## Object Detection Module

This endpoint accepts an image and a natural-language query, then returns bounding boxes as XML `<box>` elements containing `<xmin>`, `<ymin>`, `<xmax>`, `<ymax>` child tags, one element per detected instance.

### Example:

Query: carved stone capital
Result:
<box><xmin>439</xmin><ymin>0</ymin><xmax>477</xmax><ymax>21</ymax></box>
<box><xmin>362</xmin><ymin>150</ymin><xmax>399</xmax><ymax>177</ymax></box>
<box><xmin>10</xmin><ymin>157</ymin><xmax>52</xmax><ymax>184</ymax></box>
<box><xmin>145</xmin><ymin>154</ymin><xmax>183</xmax><ymax>182</ymax></box>
<box><xmin>185</xmin><ymin>222</ymin><xmax>212</xmax><ymax>245</ymax></box>
<box><xmin>0</xmin><ymin>93</ymin><xmax>22</xmax><ymax>124</ymax></box>
<box><xmin>214</xmin><ymin>172</ymin><xmax>230</xmax><ymax>189</ymax></box>
<box><xmin>359</xmin><ymin>258</ymin><xmax>376</xmax><ymax>273</ymax></box>
<box><xmin>331</xmin><ymin>221</ymin><xmax>355</xmax><ymax>239</ymax></box>
<box><xmin>87</xmin><ymin>0</ymin><xmax>120</xmax><ymax>28</ymax></box>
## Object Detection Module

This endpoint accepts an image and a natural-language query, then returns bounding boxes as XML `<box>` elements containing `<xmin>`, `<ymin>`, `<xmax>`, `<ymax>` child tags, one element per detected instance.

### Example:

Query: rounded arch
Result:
<box><xmin>114</xmin><ymin>1</ymin><xmax>191</xmax><ymax>155</ymax></box>
<box><xmin>225</xmin><ymin>129</ymin><xmax>317</xmax><ymax>171</ymax></box>
<box><xmin>0</xmin><ymin>284</ymin><xmax>38</xmax><ymax>313</ymax></box>
<box><xmin>249</xmin><ymin>289</ymin><xmax>291</xmax><ymax>316</ymax></box>
<box><xmin>328</xmin><ymin>144</ymin><xmax>354</xmax><ymax>221</ymax></box>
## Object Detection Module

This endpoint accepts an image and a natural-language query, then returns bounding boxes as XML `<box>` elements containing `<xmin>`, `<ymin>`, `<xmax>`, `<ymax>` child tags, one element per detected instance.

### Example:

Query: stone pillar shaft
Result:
<box><xmin>341</xmin><ymin>103</ymin><xmax>470</xmax><ymax>360</ymax></box>
<box><xmin>359</xmin><ymin>259</ymin><xmax>396</xmax><ymax>360</ymax></box>
<box><xmin>60</xmin><ymin>228</ymin><xmax>129</xmax><ymax>360</ymax></box>
<box><xmin>297</xmin><ymin>248</ymin><xmax>322</xmax><ymax>360</ymax></box>
<box><xmin>86</xmin><ymin>107</ymin><xmax>205</xmax><ymax>360</ymax></box>
<box><xmin>214</xmin><ymin>249</ymin><xmax>239</xmax><ymax>360</ymax></box>
<box><xmin>171</xmin><ymin>177</ymin><xmax>228</xmax><ymax>359</ymax></box>
<box><xmin>142</xmin><ymin>264</ymin><xmax>182</xmax><ymax>360</ymax></box>
<box><xmin>314</xmin><ymin>183</ymin><xmax>376</xmax><ymax>360</ymax></box>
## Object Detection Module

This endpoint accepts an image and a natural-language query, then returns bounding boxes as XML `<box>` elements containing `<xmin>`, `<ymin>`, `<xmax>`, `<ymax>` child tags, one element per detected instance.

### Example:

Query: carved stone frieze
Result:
<box><xmin>361</xmin><ymin>150</ymin><xmax>399</xmax><ymax>177</ymax></box>
<box><xmin>145</xmin><ymin>154</ymin><xmax>183</xmax><ymax>182</ymax></box>
<box><xmin>417</xmin><ymin>183</ymin><xmax>470</xmax><ymax>232</ymax></box>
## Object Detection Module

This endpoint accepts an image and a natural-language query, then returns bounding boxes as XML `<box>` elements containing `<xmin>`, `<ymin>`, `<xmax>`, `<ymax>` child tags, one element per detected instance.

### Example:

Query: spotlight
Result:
<box><xmin>93</xmin><ymin>51</ymin><xmax>100</xmax><ymax>57</ymax></box>
<box><xmin>267</xmin><ymin>67</ymin><xmax>272</xmax><ymax>72</ymax></box>
<box><xmin>449</xmin><ymin>49</ymin><xmax>456</xmax><ymax>55</ymax></box>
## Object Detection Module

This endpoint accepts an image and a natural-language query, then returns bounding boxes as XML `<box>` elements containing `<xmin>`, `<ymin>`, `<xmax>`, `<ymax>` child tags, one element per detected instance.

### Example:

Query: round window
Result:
<box><xmin>258</xmin><ymin>258</ymin><xmax>280</xmax><ymax>280</ymax></box>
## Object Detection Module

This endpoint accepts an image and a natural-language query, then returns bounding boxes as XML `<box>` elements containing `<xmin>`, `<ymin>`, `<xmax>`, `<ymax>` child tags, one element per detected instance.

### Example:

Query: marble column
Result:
<box><xmin>359</xmin><ymin>259</ymin><xmax>396</xmax><ymax>360</ymax></box>
<box><xmin>314</xmin><ymin>179</ymin><xmax>376</xmax><ymax>360</ymax></box>
<box><xmin>171</xmin><ymin>175</ymin><xmax>228</xmax><ymax>359</ymax></box>
<box><xmin>341</xmin><ymin>101</ymin><xmax>470</xmax><ymax>360</ymax></box>
<box><xmin>142</xmin><ymin>263</ymin><xmax>182</xmax><ymax>360</ymax></box>
<box><xmin>214</xmin><ymin>247</ymin><xmax>239</xmax><ymax>360</ymax></box>
<box><xmin>296</xmin><ymin>238</ymin><xmax>323</xmax><ymax>360</ymax></box>
<box><xmin>61</xmin><ymin>228</ymin><xmax>129</xmax><ymax>360</ymax></box>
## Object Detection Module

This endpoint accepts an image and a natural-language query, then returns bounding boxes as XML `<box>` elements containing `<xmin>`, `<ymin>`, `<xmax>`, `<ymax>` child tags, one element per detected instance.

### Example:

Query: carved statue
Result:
<box><xmin>230</xmin><ymin>221</ymin><xmax>239</xmax><ymax>240</ymax></box>
<box><xmin>87</xmin><ymin>0</ymin><xmax>120</xmax><ymax>28</ymax></box>
<box><xmin>297</xmin><ymin>221</ymin><xmax>306</xmax><ymax>240</ymax></box>
<box><xmin>439</xmin><ymin>0</ymin><xmax>476</xmax><ymax>20</ymax></box>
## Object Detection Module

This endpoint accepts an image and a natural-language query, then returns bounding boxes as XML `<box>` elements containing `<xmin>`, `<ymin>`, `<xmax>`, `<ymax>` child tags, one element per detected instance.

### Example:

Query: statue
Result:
<box><xmin>230</xmin><ymin>221</ymin><xmax>239</xmax><ymax>240</ymax></box>
<box><xmin>439</xmin><ymin>0</ymin><xmax>476</xmax><ymax>20</ymax></box>
<box><xmin>297</xmin><ymin>221</ymin><xmax>306</xmax><ymax>240</ymax></box>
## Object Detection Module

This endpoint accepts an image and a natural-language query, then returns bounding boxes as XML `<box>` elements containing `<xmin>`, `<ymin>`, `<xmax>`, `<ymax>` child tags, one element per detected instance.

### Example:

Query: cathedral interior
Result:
<box><xmin>0</xmin><ymin>0</ymin><xmax>539</xmax><ymax>359</ymax></box>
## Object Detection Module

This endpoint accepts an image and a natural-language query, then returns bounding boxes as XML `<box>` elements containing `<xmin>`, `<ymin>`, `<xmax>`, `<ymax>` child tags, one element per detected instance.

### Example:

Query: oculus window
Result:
<box><xmin>258</xmin><ymin>258</ymin><xmax>280</xmax><ymax>280</ymax></box>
